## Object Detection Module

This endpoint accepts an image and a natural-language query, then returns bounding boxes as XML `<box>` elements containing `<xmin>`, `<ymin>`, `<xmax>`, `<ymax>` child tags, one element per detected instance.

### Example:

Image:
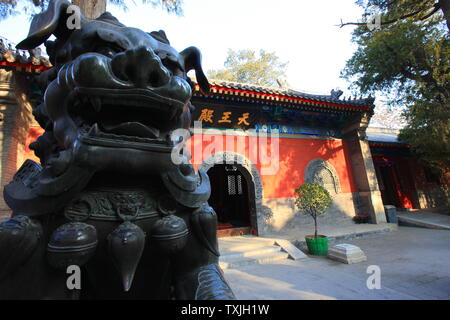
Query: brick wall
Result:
<box><xmin>0</xmin><ymin>69</ymin><xmax>36</xmax><ymax>221</ymax></box>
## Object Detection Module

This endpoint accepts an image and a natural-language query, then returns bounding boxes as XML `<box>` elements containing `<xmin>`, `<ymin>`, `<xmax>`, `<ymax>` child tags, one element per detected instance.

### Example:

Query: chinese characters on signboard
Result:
<box><xmin>196</xmin><ymin>108</ymin><xmax>252</xmax><ymax>127</ymax></box>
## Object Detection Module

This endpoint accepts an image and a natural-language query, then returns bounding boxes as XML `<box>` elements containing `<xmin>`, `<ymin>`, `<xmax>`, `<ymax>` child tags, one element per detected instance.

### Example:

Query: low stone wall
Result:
<box><xmin>258</xmin><ymin>192</ymin><xmax>358</xmax><ymax>235</ymax></box>
<box><xmin>417</xmin><ymin>188</ymin><xmax>449</xmax><ymax>209</ymax></box>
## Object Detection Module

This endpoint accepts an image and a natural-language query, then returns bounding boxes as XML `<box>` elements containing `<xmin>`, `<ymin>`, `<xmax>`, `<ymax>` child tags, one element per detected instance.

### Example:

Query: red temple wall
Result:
<box><xmin>257</xmin><ymin>137</ymin><xmax>356</xmax><ymax>198</ymax></box>
<box><xmin>188</xmin><ymin>133</ymin><xmax>356</xmax><ymax>199</ymax></box>
<box><xmin>24</xmin><ymin>126</ymin><xmax>44</xmax><ymax>163</ymax></box>
<box><xmin>24</xmin><ymin>128</ymin><xmax>357</xmax><ymax>200</ymax></box>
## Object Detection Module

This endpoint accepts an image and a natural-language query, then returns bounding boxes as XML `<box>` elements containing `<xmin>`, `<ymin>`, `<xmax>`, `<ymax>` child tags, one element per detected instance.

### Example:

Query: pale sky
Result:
<box><xmin>0</xmin><ymin>0</ymin><xmax>365</xmax><ymax>97</ymax></box>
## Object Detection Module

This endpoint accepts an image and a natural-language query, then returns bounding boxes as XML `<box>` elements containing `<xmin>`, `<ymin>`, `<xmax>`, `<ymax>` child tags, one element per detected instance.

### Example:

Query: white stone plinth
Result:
<box><xmin>328</xmin><ymin>244</ymin><xmax>367</xmax><ymax>264</ymax></box>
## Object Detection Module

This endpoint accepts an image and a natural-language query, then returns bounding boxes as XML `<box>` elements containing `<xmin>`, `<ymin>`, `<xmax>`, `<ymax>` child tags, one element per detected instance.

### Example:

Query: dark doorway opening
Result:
<box><xmin>375</xmin><ymin>165</ymin><xmax>400</xmax><ymax>207</ymax></box>
<box><xmin>207</xmin><ymin>163</ymin><xmax>257</xmax><ymax>236</ymax></box>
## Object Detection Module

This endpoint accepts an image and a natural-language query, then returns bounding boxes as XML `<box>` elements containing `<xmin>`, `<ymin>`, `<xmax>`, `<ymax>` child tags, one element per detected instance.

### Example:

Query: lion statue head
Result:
<box><xmin>5</xmin><ymin>0</ymin><xmax>211</xmax><ymax>215</ymax></box>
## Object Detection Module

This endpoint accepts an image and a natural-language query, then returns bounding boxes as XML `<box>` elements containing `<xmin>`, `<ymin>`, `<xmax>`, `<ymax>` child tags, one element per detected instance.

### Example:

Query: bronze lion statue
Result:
<box><xmin>0</xmin><ymin>0</ymin><xmax>235</xmax><ymax>300</ymax></box>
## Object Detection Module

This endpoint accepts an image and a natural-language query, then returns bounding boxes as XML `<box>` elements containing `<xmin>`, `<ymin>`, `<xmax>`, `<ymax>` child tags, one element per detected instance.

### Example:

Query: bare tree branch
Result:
<box><xmin>338</xmin><ymin>5</ymin><xmax>438</xmax><ymax>28</ymax></box>
<box><xmin>419</xmin><ymin>4</ymin><xmax>442</xmax><ymax>20</ymax></box>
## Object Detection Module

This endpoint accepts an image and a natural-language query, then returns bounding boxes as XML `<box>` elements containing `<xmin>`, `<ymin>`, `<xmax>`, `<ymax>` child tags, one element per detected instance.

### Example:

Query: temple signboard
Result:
<box><xmin>192</xmin><ymin>104</ymin><xmax>341</xmax><ymax>138</ymax></box>
<box><xmin>192</xmin><ymin>104</ymin><xmax>258</xmax><ymax>130</ymax></box>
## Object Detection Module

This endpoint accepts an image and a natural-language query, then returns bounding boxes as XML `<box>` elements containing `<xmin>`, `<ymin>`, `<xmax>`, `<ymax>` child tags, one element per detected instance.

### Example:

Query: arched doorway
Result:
<box><xmin>207</xmin><ymin>163</ymin><xmax>257</xmax><ymax>237</ymax></box>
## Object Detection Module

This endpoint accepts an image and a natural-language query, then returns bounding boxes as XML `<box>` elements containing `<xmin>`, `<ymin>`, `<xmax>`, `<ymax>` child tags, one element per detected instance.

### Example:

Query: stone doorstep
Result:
<box><xmin>219</xmin><ymin>245</ymin><xmax>282</xmax><ymax>262</ymax></box>
<box><xmin>218</xmin><ymin>236</ymin><xmax>308</xmax><ymax>269</ymax></box>
<box><xmin>219</xmin><ymin>250</ymin><xmax>289</xmax><ymax>270</ymax></box>
<box><xmin>218</xmin><ymin>237</ymin><xmax>275</xmax><ymax>252</ymax></box>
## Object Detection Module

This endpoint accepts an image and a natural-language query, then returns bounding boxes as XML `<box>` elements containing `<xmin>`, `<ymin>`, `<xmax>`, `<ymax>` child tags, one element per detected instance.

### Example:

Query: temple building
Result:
<box><xmin>0</xmin><ymin>41</ymin><xmax>446</xmax><ymax>236</ymax></box>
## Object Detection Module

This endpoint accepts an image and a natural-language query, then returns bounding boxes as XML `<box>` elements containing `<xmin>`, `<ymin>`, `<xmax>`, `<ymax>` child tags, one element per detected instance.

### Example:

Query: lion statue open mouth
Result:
<box><xmin>40</xmin><ymin>19</ymin><xmax>204</xmax><ymax>154</ymax></box>
<box><xmin>0</xmin><ymin>0</ymin><xmax>235</xmax><ymax>300</ymax></box>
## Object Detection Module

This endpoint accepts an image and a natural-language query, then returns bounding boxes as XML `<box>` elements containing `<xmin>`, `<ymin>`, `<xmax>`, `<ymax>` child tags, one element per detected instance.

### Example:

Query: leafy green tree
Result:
<box><xmin>208</xmin><ymin>49</ymin><xmax>289</xmax><ymax>87</ymax></box>
<box><xmin>295</xmin><ymin>183</ymin><xmax>332</xmax><ymax>238</ymax></box>
<box><xmin>341</xmin><ymin>0</ymin><xmax>449</xmax><ymax>181</ymax></box>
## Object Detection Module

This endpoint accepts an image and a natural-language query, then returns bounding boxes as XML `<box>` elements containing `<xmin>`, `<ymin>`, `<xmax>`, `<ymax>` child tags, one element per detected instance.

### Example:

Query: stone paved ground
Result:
<box><xmin>223</xmin><ymin>226</ymin><xmax>450</xmax><ymax>300</ymax></box>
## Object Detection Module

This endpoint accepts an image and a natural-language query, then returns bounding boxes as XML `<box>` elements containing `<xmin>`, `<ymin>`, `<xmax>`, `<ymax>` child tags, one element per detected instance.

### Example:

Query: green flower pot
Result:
<box><xmin>305</xmin><ymin>235</ymin><xmax>328</xmax><ymax>255</ymax></box>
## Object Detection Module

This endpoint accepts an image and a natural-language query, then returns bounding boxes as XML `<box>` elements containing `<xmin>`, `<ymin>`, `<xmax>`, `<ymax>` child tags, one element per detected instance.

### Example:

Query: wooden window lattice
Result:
<box><xmin>227</xmin><ymin>174</ymin><xmax>243</xmax><ymax>195</ymax></box>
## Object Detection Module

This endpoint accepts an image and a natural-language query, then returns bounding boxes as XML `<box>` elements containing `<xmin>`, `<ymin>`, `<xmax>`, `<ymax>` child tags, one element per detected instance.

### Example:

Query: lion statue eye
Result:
<box><xmin>161</xmin><ymin>58</ymin><xmax>184</xmax><ymax>77</ymax></box>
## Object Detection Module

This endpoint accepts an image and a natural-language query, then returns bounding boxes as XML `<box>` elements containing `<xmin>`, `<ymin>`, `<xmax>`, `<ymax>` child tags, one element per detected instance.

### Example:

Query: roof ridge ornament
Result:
<box><xmin>330</xmin><ymin>88</ymin><xmax>343</xmax><ymax>100</ymax></box>
<box><xmin>276</xmin><ymin>77</ymin><xmax>289</xmax><ymax>89</ymax></box>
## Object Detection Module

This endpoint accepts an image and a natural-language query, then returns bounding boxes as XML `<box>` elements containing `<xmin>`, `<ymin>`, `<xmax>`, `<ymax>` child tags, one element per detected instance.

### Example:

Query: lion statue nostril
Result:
<box><xmin>148</xmin><ymin>72</ymin><xmax>160</xmax><ymax>87</ymax></box>
<box><xmin>148</xmin><ymin>67</ymin><xmax>171</xmax><ymax>88</ymax></box>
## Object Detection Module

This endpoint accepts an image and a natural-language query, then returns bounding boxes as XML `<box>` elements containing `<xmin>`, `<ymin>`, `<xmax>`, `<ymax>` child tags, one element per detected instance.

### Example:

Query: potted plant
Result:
<box><xmin>295</xmin><ymin>183</ymin><xmax>333</xmax><ymax>256</ymax></box>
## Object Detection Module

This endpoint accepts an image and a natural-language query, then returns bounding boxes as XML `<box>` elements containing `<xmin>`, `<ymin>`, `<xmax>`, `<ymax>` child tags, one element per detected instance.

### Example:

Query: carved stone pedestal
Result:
<box><xmin>328</xmin><ymin>244</ymin><xmax>367</xmax><ymax>264</ymax></box>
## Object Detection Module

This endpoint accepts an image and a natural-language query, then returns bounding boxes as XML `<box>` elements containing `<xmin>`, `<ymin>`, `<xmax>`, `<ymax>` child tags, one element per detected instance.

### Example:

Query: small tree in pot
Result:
<box><xmin>295</xmin><ymin>183</ymin><xmax>332</xmax><ymax>255</ymax></box>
